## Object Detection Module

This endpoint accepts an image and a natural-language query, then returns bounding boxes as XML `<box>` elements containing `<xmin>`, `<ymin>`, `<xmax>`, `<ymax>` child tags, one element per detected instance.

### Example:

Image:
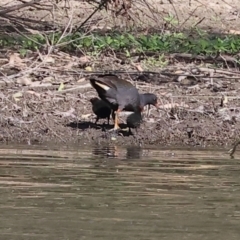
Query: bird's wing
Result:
<box><xmin>90</xmin><ymin>74</ymin><xmax>133</xmax><ymax>91</ymax></box>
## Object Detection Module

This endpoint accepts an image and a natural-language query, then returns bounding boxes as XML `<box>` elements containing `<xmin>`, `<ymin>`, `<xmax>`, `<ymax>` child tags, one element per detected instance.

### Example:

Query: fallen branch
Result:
<box><xmin>0</xmin><ymin>0</ymin><xmax>42</xmax><ymax>15</ymax></box>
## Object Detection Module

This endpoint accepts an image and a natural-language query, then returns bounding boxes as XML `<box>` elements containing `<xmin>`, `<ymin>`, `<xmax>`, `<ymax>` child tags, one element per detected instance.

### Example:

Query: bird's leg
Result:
<box><xmin>109</xmin><ymin>109</ymin><xmax>121</xmax><ymax>132</ymax></box>
<box><xmin>128</xmin><ymin>127</ymin><xmax>133</xmax><ymax>135</ymax></box>
<box><xmin>146</xmin><ymin>105</ymin><xmax>150</xmax><ymax>117</ymax></box>
<box><xmin>111</xmin><ymin>110</ymin><xmax>115</xmax><ymax>123</ymax></box>
<box><xmin>114</xmin><ymin>109</ymin><xmax>121</xmax><ymax>130</ymax></box>
<box><xmin>94</xmin><ymin>117</ymin><xmax>99</xmax><ymax>125</ymax></box>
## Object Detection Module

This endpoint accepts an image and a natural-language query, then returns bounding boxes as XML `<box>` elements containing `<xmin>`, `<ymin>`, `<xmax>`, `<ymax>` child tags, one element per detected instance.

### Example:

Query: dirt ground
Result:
<box><xmin>0</xmin><ymin>50</ymin><xmax>240</xmax><ymax>148</ymax></box>
<box><xmin>1</xmin><ymin>0</ymin><xmax>240</xmax><ymax>32</ymax></box>
<box><xmin>0</xmin><ymin>0</ymin><xmax>240</xmax><ymax>148</ymax></box>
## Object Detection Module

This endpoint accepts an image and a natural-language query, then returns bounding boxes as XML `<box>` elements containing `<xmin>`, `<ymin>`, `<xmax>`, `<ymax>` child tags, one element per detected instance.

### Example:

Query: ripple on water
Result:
<box><xmin>0</xmin><ymin>144</ymin><xmax>239</xmax><ymax>240</ymax></box>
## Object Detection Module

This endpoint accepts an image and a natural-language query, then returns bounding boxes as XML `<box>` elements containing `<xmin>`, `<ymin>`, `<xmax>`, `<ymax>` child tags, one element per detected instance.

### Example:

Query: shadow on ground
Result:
<box><xmin>66</xmin><ymin>121</ymin><xmax>134</xmax><ymax>137</ymax></box>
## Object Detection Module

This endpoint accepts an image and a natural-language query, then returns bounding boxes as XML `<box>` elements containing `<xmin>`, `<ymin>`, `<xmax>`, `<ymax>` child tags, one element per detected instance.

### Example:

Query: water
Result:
<box><xmin>0</xmin><ymin>144</ymin><xmax>240</xmax><ymax>240</ymax></box>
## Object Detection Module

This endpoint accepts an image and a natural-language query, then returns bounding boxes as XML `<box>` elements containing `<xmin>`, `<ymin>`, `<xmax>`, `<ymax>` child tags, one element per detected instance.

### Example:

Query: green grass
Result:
<box><xmin>1</xmin><ymin>30</ymin><xmax>240</xmax><ymax>57</ymax></box>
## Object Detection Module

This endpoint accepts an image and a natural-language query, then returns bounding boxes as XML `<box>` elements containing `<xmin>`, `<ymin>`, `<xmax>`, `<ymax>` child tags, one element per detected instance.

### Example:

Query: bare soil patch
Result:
<box><xmin>0</xmin><ymin>50</ymin><xmax>240</xmax><ymax>148</ymax></box>
<box><xmin>1</xmin><ymin>0</ymin><xmax>240</xmax><ymax>33</ymax></box>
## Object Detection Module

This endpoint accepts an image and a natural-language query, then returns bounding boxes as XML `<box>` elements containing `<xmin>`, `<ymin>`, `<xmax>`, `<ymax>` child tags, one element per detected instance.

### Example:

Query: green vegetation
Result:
<box><xmin>1</xmin><ymin>30</ymin><xmax>240</xmax><ymax>57</ymax></box>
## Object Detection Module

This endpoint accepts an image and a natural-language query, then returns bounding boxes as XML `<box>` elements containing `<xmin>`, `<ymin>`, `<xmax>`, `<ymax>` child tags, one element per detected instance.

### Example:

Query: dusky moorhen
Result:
<box><xmin>90</xmin><ymin>97</ymin><xmax>111</xmax><ymax>125</ymax></box>
<box><xmin>139</xmin><ymin>93</ymin><xmax>158</xmax><ymax>117</ymax></box>
<box><xmin>126</xmin><ymin>112</ymin><xmax>143</xmax><ymax>135</ymax></box>
<box><xmin>90</xmin><ymin>74</ymin><xmax>158</xmax><ymax>130</ymax></box>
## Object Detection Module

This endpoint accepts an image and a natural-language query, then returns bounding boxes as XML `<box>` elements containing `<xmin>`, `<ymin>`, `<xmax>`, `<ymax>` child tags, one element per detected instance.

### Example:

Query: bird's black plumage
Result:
<box><xmin>139</xmin><ymin>93</ymin><xmax>158</xmax><ymax>117</ymax></box>
<box><xmin>90</xmin><ymin>97</ymin><xmax>111</xmax><ymax>125</ymax></box>
<box><xmin>90</xmin><ymin>74</ymin><xmax>141</xmax><ymax>112</ymax></box>
<box><xmin>89</xmin><ymin>74</ymin><xmax>158</xmax><ymax>130</ymax></box>
<box><xmin>139</xmin><ymin>93</ymin><xmax>158</xmax><ymax>108</ymax></box>
<box><xmin>90</xmin><ymin>74</ymin><xmax>141</xmax><ymax>130</ymax></box>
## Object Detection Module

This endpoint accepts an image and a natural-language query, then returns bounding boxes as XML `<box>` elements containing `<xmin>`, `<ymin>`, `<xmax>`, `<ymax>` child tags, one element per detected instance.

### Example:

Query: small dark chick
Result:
<box><xmin>125</xmin><ymin>93</ymin><xmax>157</xmax><ymax>134</ymax></box>
<box><xmin>126</xmin><ymin>112</ymin><xmax>143</xmax><ymax>135</ymax></box>
<box><xmin>90</xmin><ymin>97</ymin><xmax>112</xmax><ymax>125</ymax></box>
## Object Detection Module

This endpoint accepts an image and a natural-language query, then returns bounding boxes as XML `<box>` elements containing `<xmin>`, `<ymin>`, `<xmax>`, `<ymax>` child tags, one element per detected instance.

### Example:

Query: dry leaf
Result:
<box><xmin>12</xmin><ymin>92</ymin><xmax>23</xmax><ymax>101</ymax></box>
<box><xmin>229</xmin><ymin>30</ymin><xmax>240</xmax><ymax>35</ymax></box>
<box><xmin>85</xmin><ymin>66</ymin><xmax>92</xmax><ymax>71</ymax></box>
<box><xmin>160</xmin><ymin>92</ymin><xmax>168</xmax><ymax>96</ymax></box>
<box><xmin>17</xmin><ymin>77</ymin><xmax>32</xmax><ymax>86</ymax></box>
<box><xmin>29</xmin><ymin>81</ymin><xmax>41</xmax><ymax>87</ymax></box>
<box><xmin>42</xmin><ymin>76</ymin><xmax>54</xmax><ymax>83</ymax></box>
<box><xmin>77</xmin><ymin>77</ymin><xmax>86</xmax><ymax>83</ymax></box>
<box><xmin>81</xmin><ymin>114</ymin><xmax>91</xmax><ymax>119</ymax></box>
<box><xmin>43</xmin><ymin>56</ymin><xmax>55</xmax><ymax>63</ymax></box>
<box><xmin>58</xmin><ymin>82</ymin><xmax>64</xmax><ymax>91</ymax></box>
<box><xmin>79</xmin><ymin>56</ymin><xmax>90</xmax><ymax>64</ymax></box>
<box><xmin>177</xmin><ymin>75</ymin><xmax>187</xmax><ymax>82</ymax></box>
<box><xmin>133</xmin><ymin>63</ymin><xmax>143</xmax><ymax>72</ymax></box>
<box><xmin>174</xmin><ymin>70</ymin><xmax>184</xmax><ymax>74</ymax></box>
<box><xmin>8</xmin><ymin>53</ymin><xmax>25</xmax><ymax>68</ymax></box>
<box><xmin>26</xmin><ymin>90</ymin><xmax>41</xmax><ymax>98</ymax></box>
<box><xmin>223</xmin><ymin>95</ymin><xmax>228</xmax><ymax>104</ymax></box>
<box><xmin>30</xmin><ymin>81</ymin><xmax>52</xmax><ymax>87</ymax></box>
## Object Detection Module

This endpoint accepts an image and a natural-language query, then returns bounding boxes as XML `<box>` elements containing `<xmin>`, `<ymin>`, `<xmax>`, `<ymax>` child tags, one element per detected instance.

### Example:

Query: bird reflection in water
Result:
<box><xmin>92</xmin><ymin>145</ymin><xmax>119</xmax><ymax>158</ymax></box>
<box><xmin>92</xmin><ymin>144</ymin><xmax>143</xmax><ymax>160</ymax></box>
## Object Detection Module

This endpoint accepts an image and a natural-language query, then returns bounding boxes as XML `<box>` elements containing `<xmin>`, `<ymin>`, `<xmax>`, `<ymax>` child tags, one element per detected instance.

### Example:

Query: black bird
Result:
<box><xmin>89</xmin><ymin>74</ymin><xmax>158</xmax><ymax>131</ymax></box>
<box><xmin>90</xmin><ymin>97</ymin><xmax>111</xmax><ymax>125</ymax></box>
<box><xmin>126</xmin><ymin>112</ymin><xmax>143</xmax><ymax>134</ymax></box>
<box><xmin>139</xmin><ymin>93</ymin><xmax>158</xmax><ymax>117</ymax></box>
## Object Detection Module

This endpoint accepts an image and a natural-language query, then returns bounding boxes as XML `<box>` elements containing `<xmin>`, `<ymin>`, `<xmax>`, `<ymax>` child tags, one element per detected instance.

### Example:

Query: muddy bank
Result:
<box><xmin>0</xmin><ymin>58</ymin><xmax>239</xmax><ymax>148</ymax></box>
